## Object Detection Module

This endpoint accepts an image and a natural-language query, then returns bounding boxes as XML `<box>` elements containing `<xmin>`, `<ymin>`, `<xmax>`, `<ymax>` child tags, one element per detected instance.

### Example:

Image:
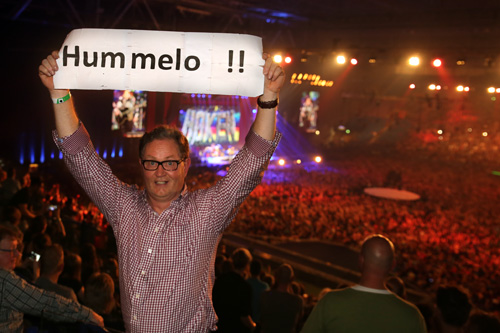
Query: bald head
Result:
<box><xmin>360</xmin><ymin>234</ymin><xmax>395</xmax><ymax>273</ymax></box>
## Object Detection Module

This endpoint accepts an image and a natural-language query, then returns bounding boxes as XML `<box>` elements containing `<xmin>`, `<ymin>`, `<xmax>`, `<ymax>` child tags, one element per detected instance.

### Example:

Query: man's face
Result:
<box><xmin>141</xmin><ymin>138</ymin><xmax>190</xmax><ymax>208</ymax></box>
<box><xmin>0</xmin><ymin>237</ymin><xmax>19</xmax><ymax>270</ymax></box>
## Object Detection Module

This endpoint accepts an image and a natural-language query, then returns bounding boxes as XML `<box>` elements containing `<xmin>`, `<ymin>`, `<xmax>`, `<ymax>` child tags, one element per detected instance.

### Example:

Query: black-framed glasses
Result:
<box><xmin>0</xmin><ymin>248</ymin><xmax>19</xmax><ymax>255</ymax></box>
<box><xmin>141</xmin><ymin>159</ymin><xmax>185</xmax><ymax>171</ymax></box>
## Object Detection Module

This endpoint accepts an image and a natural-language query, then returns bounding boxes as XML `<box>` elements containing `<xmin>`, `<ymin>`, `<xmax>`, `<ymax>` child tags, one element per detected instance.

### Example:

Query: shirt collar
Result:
<box><xmin>351</xmin><ymin>285</ymin><xmax>392</xmax><ymax>294</ymax></box>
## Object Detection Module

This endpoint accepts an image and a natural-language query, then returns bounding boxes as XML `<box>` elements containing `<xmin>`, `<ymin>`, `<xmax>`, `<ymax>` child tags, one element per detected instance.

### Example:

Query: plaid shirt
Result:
<box><xmin>54</xmin><ymin>123</ymin><xmax>280</xmax><ymax>333</ymax></box>
<box><xmin>0</xmin><ymin>269</ymin><xmax>92</xmax><ymax>332</ymax></box>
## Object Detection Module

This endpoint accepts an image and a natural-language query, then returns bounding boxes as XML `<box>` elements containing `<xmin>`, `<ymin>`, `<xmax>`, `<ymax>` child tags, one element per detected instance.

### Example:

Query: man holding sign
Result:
<box><xmin>39</xmin><ymin>45</ymin><xmax>284</xmax><ymax>332</ymax></box>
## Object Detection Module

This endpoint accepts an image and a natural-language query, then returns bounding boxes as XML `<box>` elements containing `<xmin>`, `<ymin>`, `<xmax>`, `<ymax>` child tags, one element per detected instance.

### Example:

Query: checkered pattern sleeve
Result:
<box><xmin>197</xmin><ymin>129</ymin><xmax>281</xmax><ymax>234</ymax></box>
<box><xmin>0</xmin><ymin>269</ymin><xmax>92</xmax><ymax>323</ymax></box>
<box><xmin>53</xmin><ymin>123</ymin><xmax>135</xmax><ymax>228</ymax></box>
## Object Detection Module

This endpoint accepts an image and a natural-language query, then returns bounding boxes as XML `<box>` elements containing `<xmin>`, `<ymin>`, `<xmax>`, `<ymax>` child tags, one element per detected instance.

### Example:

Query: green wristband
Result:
<box><xmin>52</xmin><ymin>92</ymin><xmax>71</xmax><ymax>104</ymax></box>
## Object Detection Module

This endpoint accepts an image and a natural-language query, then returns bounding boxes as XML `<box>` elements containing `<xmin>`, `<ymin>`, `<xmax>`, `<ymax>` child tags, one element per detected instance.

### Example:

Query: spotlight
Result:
<box><xmin>409</xmin><ymin>84</ymin><xmax>416</xmax><ymax>89</ymax></box>
<box><xmin>350</xmin><ymin>58</ymin><xmax>358</xmax><ymax>65</ymax></box>
<box><xmin>409</xmin><ymin>56</ymin><xmax>420</xmax><ymax>66</ymax></box>
<box><xmin>369</xmin><ymin>57</ymin><xmax>377</xmax><ymax>64</ymax></box>
<box><xmin>273</xmin><ymin>55</ymin><xmax>283</xmax><ymax>63</ymax></box>
<box><xmin>278</xmin><ymin>158</ymin><xmax>286</xmax><ymax>166</ymax></box>
<box><xmin>456</xmin><ymin>59</ymin><xmax>466</xmax><ymax>66</ymax></box>
<box><xmin>432</xmin><ymin>58</ymin><xmax>442</xmax><ymax>67</ymax></box>
<box><xmin>487</xmin><ymin>87</ymin><xmax>495</xmax><ymax>93</ymax></box>
<box><xmin>482</xmin><ymin>132</ymin><xmax>488</xmax><ymax>137</ymax></box>
<box><xmin>296</xmin><ymin>159</ymin><xmax>302</xmax><ymax>164</ymax></box>
<box><xmin>284</xmin><ymin>56</ymin><xmax>292</xmax><ymax>64</ymax></box>
<box><xmin>314</xmin><ymin>156</ymin><xmax>322</xmax><ymax>163</ymax></box>
<box><xmin>336</xmin><ymin>55</ymin><xmax>346</xmax><ymax>64</ymax></box>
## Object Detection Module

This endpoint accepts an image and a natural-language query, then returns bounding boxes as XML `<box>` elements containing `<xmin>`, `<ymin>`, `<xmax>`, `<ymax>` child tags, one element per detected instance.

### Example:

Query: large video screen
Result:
<box><xmin>299</xmin><ymin>91</ymin><xmax>320</xmax><ymax>133</ymax></box>
<box><xmin>111</xmin><ymin>90</ymin><xmax>147</xmax><ymax>137</ymax></box>
<box><xmin>179</xmin><ymin>102</ymin><xmax>241</xmax><ymax>165</ymax></box>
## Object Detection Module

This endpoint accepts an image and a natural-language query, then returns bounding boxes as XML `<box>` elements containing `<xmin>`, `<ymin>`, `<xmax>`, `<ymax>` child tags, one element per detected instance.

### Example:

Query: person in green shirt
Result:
<box><xmin>301</xmin><ymin>234</ymin><xmax>427</xmax><ymax>333</ymax></box>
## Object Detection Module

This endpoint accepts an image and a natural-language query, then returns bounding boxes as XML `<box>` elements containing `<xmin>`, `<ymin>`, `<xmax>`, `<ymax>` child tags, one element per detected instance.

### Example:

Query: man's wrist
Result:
<box><xmin>50</xmin><ymin>89</ymin><xmax>70</xmax><ymax>100</ymax></box>
<box><xmin>257</xmin><ymin>95</ymin><xmax>278</xmax><ymax>109</ymax></box>
<box><xmin>260</xmin><ymin>91</ymin><xmax>278</xmax><ymax>102</ymax></box>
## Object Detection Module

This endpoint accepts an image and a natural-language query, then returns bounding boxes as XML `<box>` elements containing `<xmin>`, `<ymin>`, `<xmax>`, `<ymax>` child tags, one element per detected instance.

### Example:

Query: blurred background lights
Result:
<box><xmin>278</xmin><ymin>158</ymin><xmax>286</xmax><ymax>166</ymax></box>
<box><xmin>314</xmin><ymin>156</ymin><xmax>322</xmax><ymax>163</ymax></box>
<box><xmin>350</xmin><ymin>58</ymin><xmax>358</xmax><ymax>65</ymax></box>
<box><xmin>273</xmin><ymin>55</ymin><xmax>283</xmax><ymax>63</ymax></box>
<box><xmin>432</xmin><ymin>58</ymin><xmax>442</xmax><ymax>67</ymax></box>
<box><xmin>409</xmin><ymin>56</ymin><xmax>420</xmax><ymax>66</ymax></box>
<box><xmin>336</xmin><ymin>55</ymin><xmax>346</xmax><ymax>64</ymax></box>
<box><xmin>482</xmin><ymin>132</ymin><xmax>488</xmax><ymax>137</ymax></box>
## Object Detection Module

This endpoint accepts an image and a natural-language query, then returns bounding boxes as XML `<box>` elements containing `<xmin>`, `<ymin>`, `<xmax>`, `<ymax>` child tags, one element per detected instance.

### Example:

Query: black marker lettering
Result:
<box><xmin>83</xmin><ymin>51</ymin><xmax>98</xmax><ymax>67</ymax></box>
<box><xmin>63</xmin><ymin>45</ymin><xmax>80</xmax><ymax>67</ymax></box>
<box><xmin>101</xmin><ymin>52</ymin><xmax>125</xmax><ymax>68</ymax></box>
<box><xmin>132</xmin><ymin>53</ymin><xmax>156</xmax><ymax>69</ymax></box>
<box><xmin>185</xmin><ymin>56</ymin><xmax>200</xmax><ymax>71</ymax></box>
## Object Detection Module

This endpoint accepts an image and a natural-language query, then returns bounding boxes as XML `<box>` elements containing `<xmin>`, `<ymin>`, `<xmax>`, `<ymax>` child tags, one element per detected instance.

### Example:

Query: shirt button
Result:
<box><xmin>136</xmin><ymin>294</ymin><xmax>140</xmax><ymax>299</ymax></box>
<box><xmin>154</xmin><ymin>227</ymin><xmax>159</xmax><ymax>232</ymax></box>
<box><xmin>148</xmin><ymin>249</ymin><xmax>152</xmax><ymax>254</ymax></box>
<box><xmin>133</xmin><ymin>315</ymin><xmax>137</xmax><ymax>320</ymax></box>
<box><xmin>141</xmin><ymin>270</ymin><xmax>146</xmax><ymax>275</ymax></box>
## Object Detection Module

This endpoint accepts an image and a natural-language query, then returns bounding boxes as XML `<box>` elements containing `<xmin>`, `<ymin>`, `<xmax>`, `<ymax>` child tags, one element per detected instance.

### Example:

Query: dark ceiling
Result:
<box><xmin>4</xmin><ymin>0</ymin><xmax>500</xmax><ymax>57</ymax></box>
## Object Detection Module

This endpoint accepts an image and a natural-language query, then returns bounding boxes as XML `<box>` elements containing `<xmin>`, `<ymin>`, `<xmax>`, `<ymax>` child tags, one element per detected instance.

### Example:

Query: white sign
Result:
<box><xmin>54</xmin><ymin>29</ymin><xmax>265</xmax><ymax>97</ymax></box>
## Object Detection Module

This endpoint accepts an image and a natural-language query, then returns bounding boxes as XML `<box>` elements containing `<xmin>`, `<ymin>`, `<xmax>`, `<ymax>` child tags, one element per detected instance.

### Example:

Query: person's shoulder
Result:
<box><xmin>322</xmin><ymin>287</ymin><xmax>352</xmax><ymax>299</ymax></box>
<box><xmin>0</xmin><ymin>268</ymin><xmax>21</xmax><ymax>283</ymax></box>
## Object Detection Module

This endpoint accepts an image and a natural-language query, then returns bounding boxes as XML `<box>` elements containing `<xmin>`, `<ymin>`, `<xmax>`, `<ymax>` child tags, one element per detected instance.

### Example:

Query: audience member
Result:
<box><xmin>0</xmin><ymin>205</ymin><xmax>24</xmax><ymax>241</ymax></box>
<box><xmin>9</xmin><ymin>175</ymin><xmax>45</xmax><ymax>220</ymax></box>
<box><xmin>80</xmin><ymin>243</ymin><xmax>101</xmax><ymax>285</ymax></box>
<box><xmin>260</xmin><ymin>263</ymin><xmax>304</xmax><ymax>333</ymax></box>
<box><xmin>0</xmin><ymin>166</ymin><xmax>21</xmax><ymax>203</ymax></box>
<box><xmin>0</xmin><ymin>226</ymin><xmax>103</xmax><ymax>331</ymax></box>
<box><xmin>59</xmin><ymin>251</ymin><xmax>85</xmax><ymax>301</ymax></box>
<box><xmin>39</xmin><ymin>48</ymin><xmax>284</xmax><ymax>332</ymax></box>
<box><xmin>84</xmin><ymin>272</ymin><xmax>125</xmax><ymax>332</ymax></box>
<box><xmin>465</xmin><ymin>310</ymin><xmax>500</xmax><ymax>333</ymax></box>
<box><xmin>213</xmin><ymin>247</ymin><xmax>255</xmax><ymax>332</ymax></box>
<box><xmin>35</xmin><ymin>243</ymin><xmax>78</xmax><ymax>302</ymax></box>
<box><xmin>247</xmin><ymin>259</ymin><xmax>270</xmax><ymax>325</ymax></box>
<box><xmin>302</xmin><ymin>234</ymin><xmax>426</xmax><ymax>332</ymax></box>
<box><xmin>434</xmin><ymin>285</ymin><xmax>472</xmax><ymax>333</ymax></box>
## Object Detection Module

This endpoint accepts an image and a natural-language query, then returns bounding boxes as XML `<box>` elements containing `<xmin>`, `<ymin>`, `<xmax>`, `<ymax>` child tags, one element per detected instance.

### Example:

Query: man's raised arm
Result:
<box><xmin>251</xmin><ymin>53</ymin><xmax>285</xmax><ymax>141</ymax></box>
<box><xmin>38</xmin><ymin>50</ymin><xmax>79</xmax><ymax>137</ymax></box>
